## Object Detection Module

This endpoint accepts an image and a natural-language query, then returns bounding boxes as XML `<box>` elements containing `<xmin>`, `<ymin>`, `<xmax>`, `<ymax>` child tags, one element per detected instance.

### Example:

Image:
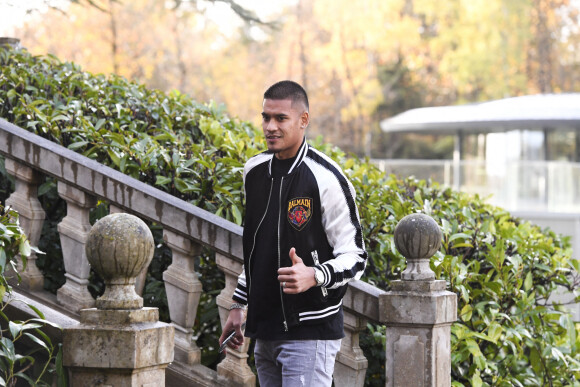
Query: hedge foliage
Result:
<box><xmin>0</xmin><ymin>204</ymin><xmax>67</xmax><ymax>386</ymax></box>
<box><xmin>1</xmin><ymin>47</ymin><xmax>579</xmax><ymax>386</ymax></box>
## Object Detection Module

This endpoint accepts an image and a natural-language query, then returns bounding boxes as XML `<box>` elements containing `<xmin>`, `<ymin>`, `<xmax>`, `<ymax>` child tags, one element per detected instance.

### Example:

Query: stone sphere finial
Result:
<box><xmin>86</xmin><ymin>213</ymin><xmax>154</xmax><ymax>309</ymax></box>
<box><xmin>394</xmin><ymin>213</ymin><xmax>442</xmax><ymax>281</ymax></box>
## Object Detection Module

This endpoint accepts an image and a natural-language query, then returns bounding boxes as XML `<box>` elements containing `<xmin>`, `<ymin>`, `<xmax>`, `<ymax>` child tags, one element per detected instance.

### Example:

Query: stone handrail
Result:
<box><xmin>0</xmin><ymin>117</ymin><xmax>455</xmax><ymax>386</ymax></box>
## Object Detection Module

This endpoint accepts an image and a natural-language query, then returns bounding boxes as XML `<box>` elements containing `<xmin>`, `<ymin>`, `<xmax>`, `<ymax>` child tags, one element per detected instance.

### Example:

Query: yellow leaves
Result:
<box><xmin>14</xmin><ymin>0</ymin><xmax>579</xmax><ymax>158</ymax></box>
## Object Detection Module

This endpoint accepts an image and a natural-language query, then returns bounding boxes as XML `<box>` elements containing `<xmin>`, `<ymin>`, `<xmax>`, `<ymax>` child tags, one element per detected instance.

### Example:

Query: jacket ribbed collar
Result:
<box><xmin>267</xmin><ymin>137</ymin><xmax>308</xmax><ymax>177</ymax></box>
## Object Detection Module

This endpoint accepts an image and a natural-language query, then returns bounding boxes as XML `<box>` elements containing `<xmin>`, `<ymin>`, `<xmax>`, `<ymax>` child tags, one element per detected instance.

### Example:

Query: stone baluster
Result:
<box><xmin>216</xmin><ymin>253</ymin><xmax>255</xmax><ymax>386</ymax></box>
<box><xmin>110</xmin><ymin>204</ymin><xmax>147</xmax><ymax>296</ymax></box>
<box><xmin>334</xmin><ymin>310</ymin><xmax>368</xmax><ymax>386</ymax></box>
<box><xmin>63</xmin><ymin>213</ymin><xmax>174</xmax><ymax>386</ymax></box>
<box><xmin>380</xmin><ymin>213</ymin><xmax>457</xmax><ymax>387</ymax></box>
<box><xmin>4</xmin><ymin>159</ymin><xmax>45</xmax><ymax>291</ymax></box>
<box><xmin>162</xmin><ymin>230</ymin><xmax>203</xmax><ymax>365</ymax></box>
<box><xmin>56</xmin><ymin>182</ymin><xmax>96</xmax><ymax>311</ymax></box>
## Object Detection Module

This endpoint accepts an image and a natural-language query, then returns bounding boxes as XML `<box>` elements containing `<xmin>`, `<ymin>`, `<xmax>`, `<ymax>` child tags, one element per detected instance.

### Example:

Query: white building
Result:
<box><xmin>378</xmin><ymin>93</ymin><xmax>580</xmax><ymax>318</ymax></box>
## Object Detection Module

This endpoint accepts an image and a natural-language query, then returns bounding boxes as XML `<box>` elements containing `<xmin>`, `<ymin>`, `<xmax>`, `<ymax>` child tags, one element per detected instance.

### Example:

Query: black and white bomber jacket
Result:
<box><xmin>232</xmin><ymin>138</ymin><xmax>367</xmax><ymax>333</ymax></box>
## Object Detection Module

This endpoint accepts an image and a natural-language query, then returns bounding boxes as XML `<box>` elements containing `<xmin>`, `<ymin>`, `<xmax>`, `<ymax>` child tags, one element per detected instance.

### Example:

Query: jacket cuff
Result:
<box><xmin>317</xmin><ymin>264</ymin><xmax>333</xmax><ymax>288</ymax></box>
<box><xmin>233</xmin><ymin>284</ymin><xmax>248</xmax><ymax>304</ymax></box>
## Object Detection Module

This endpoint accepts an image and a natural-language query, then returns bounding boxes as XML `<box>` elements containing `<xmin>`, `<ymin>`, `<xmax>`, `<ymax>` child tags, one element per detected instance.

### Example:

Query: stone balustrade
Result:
<box><xmin>0</xmin><ymin>116</ymin><xmax>456</xmax><ymax>386</ymax></box>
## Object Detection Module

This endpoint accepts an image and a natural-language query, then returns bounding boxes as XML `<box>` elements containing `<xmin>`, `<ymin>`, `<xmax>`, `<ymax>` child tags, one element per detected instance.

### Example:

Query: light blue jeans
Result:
<box><xmin>254</xmin><ymin>339</ymin><xmax>341</xmax><ymax>387</ymax></box>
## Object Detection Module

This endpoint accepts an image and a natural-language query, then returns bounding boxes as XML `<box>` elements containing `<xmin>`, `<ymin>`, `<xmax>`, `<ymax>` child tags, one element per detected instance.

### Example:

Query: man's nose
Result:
<box><xmin>265</xmin><ymin>120</ymin><xmax>277</xmax><ymax>131</ymax></box>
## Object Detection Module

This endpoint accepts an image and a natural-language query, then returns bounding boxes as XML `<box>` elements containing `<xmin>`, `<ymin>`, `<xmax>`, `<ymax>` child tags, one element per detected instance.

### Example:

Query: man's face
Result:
<box><xmin>262</xmin><ymin>98</ymin><xmax>309</xmax><ymax>160</ymax></box>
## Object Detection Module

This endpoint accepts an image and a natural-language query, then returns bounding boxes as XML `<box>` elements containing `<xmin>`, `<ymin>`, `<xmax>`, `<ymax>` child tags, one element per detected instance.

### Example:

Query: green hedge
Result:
<box><xmin>0</xmin><ymin>204</ymin><xmax>67</xmax><ymax>386</ymax></box>
<box><xmin>1</xmin><ymin>47</ymin><xmax>579</xmax><ymax>386</ymax></box>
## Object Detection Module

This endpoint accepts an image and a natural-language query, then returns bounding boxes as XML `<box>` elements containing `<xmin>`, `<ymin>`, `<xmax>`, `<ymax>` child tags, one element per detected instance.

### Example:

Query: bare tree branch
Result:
<box><xmin>1</xmin><ymin>0</ymin><xmax>277</xmax><ymax>27</ymax></box>
<box><xmin>171</xmin><ymin>0</ymin><xmax>276</xmax><ymax>27</ymax></box>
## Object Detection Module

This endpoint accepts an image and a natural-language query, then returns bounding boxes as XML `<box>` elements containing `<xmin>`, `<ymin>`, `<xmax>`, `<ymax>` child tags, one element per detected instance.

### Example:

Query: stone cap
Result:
<box><xmin>390</xmin><ymin>279</ymin><xmax>447</xmax><ymax>293</ymax></box>
<box><xmin>80</xmin><ymin>307</ymin><xmax>159</xmax><ymax>325</ymax></box>
<box><xmin>379</xmin><ymin>288</ymin><xmax>457</xmax><ymax>325</ymax></box>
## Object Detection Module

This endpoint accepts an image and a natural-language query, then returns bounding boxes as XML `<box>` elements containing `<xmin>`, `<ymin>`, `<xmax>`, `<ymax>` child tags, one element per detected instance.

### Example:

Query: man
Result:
<box><xmin>219</xmin><ymin>80</ymin><xmax>367</xmax><ymax>386</ymax></box>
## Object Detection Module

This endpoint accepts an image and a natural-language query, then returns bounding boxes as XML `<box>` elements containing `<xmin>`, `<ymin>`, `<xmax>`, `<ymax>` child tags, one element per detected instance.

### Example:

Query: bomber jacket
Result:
<box><xmin>232</xmin><ymin>138</ymin><xmax>367</xmax><ymax>337</ymax></box>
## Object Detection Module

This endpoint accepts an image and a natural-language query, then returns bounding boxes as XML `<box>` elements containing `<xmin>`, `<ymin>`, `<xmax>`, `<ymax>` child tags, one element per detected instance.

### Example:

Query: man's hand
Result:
<box><xmin>218</xmin><ymin>307</ymin><xmax>245</xmax><ymax>354</ymax></box>
<box><xmin>277</xmin><ymin>247</ymin><xmax>317</xmax><ymax>294</ymax></box>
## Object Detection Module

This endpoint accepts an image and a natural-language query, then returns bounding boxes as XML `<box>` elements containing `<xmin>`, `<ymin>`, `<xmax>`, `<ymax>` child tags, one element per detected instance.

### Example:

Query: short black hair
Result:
<box><xmin>263</xmin><ymin>80</ymin><xmax>309</xmax><ymax>111</ymax></box>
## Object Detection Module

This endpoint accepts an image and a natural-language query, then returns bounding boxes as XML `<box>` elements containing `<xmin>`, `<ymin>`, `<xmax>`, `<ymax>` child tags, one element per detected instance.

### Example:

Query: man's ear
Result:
<box><xmin>301</xmin><ymin>111</ymin><xmax>310</xmax><ymax>129</ymax></box>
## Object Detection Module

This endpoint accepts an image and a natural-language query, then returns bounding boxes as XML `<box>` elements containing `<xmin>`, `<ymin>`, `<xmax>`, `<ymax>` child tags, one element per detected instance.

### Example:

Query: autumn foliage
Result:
<box><xmin>11</xmin><ymin>0</ymin><xmax>580</xmax><ymax>157</ymax></box>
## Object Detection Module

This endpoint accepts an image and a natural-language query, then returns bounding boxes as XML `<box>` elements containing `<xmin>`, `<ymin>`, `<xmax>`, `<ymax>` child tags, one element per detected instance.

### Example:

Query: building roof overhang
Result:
<box><xmin>380</xmin><ymin>93</ymin><xmax>580</xmax><ymax>134</ymax></box>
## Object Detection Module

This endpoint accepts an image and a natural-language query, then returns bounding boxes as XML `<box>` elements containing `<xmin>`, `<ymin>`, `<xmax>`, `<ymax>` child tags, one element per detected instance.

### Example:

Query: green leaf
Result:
<box><xmin>0</xmin><ymin>337</ymin><xmax>16</xmax><ymax>362</ymax></box>
<box><xmin>68</xmin><ymin>141</ymin><xmax>88</xmax><ymax>150</ymax></box>
<box><xmin>465</xmin><ymin>338</ymin><xmax>483</xmax><ymax>358</ymax></box>
<box><xmin>482</xmin><ymin>281</ymin><xmax>502</xmax><ymax>294</ymax></box>
<box><xmin>155</xmin><ymin>175</ymin><xmax>172</xmax><ymax>186</ymax></box>
<box><xmin>106</xmin><ymin>132</ymin><xmax>127</xmax><ymax>146</ymax></box>
<box><xmin>19</xmin><ymin>239</ymin><xmax>31</xmax><ymax>258</ymax></box>
<box><xmin>23</xmin><ymin>332</ymin><xmax>49</xmax><ymax>352</ymax></box>
<box><xmin>0</xmin><ymin>248</ymin><xmax>6</xmax><ymax>271</ymax></box>
<box><xmin>231</xmin><ymin>205</ymin><xmax>242</xmax><ymax>225</ymax></box>
<box><xmin>449</xmin><ymin>233</ymin><xmax>471</xmax><ymax>242</ymax></box>
<box><xmin>107</xmin><ymin>149</ymin><xmax>120</xmax><ymax>167</ymax></box>
<box><xmin>460</xmin><ymin>304</ymin><xmax>473</xmax><ymax>322</ymax></box>
<box><xmin>450</xmin><ymin>242</ymin><xmax>474</xmax><ymax>248</ymax></box>
<box><xmin>530</xmin><ymin>346</ymin><xmax>542</xmax><ymax>374</ymax></box>
<box><xmin>120</xmin><ymin>154</ymin><xmax>128</xmax><ymax>173</ymax></box>
<box><xmin>559</xmin><ymin>314</ymin><xmax>576</xmax><ymax>346</ymax></box>
<box><xmin>487</xmin><ymin>322</ymin><xmax>503</xmax><ymax>343</ymax></box>
<box><xmin>8</xmin><ymin>321</ymin><xmax>22</xmax><ymax>340</ymax></box>
<box><xmin>50</xmin><ymin>114</ymin><xmax>70</xmax><ymax>122</ymax></box>
<box><xmin>29</xmin><ymin>318</ymin><xmax>62</xmax><ymax>330</ymax></box>
<box><xmin>472</xmin><ymin>373</ymin><xmax>482</xmax><ymax>387</ymax></box>
<box><xmin>174</xmin><ymin>177</ymin><xmax>189</xmax><ymax>192</ymax></box>
<box><xmin>94</xmin><ymin>118</ymin><xmax>106</xmax><ymax>131</ymax></box>
<box><xmin>523</xmin><ymin>271</ymin><xmax>533</xmax><ymax>291</ymax></box>
<box><xmin>26</xmin><ymin>304</ymin><xmax>46</xmax><ymax>320</ymax></box>
<box><xmin>413</xmin><ymin>189</ymin><xmax>423</xmax><ymax>205</ymax></box>
<box><xmin>38</xmin><ymin>181</ymin><xmax>56</xmax><ymax>196</ymax></box>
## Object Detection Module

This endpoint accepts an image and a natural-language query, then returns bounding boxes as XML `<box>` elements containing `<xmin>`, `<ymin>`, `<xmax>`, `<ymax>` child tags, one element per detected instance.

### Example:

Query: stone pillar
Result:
<box><xmin>333</xmin><ymin>310</ymin><xmax>368</xmax><ymax>386</ymax></box>
<box><xmin>162</xmin><ymin>229</ymin><xmax>203</xmax><ymax>365</ymax></box>
<box><xmin>4</xmin><ymin>159</ymin><xmax>45</xmax><ymax>291</ymax></box>
<box><xmin>63</xmin><ymin>213</ymin><xmax>174</xmax><ymax>386</ymax></box>
<box><xmin>216</xmin><ymin>253</ymin><xmax>255</xmax><ymax>386</ymax></box>
<box><xmin>57</xmin><ymin>182</ymin><xmax>96</xmax><ymax>311</ymax></box>
<box><xmin>380</xmin><ymin>213</ymin><xmax>457</xmax><ymax>387</ymax></box>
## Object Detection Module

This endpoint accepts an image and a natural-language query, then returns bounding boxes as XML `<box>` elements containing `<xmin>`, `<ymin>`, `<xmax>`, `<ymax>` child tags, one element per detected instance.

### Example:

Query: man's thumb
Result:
<box><xmin>289</xmin><ymin>247</ymin><xmax>302</xmax><ymax>265</ymax></box>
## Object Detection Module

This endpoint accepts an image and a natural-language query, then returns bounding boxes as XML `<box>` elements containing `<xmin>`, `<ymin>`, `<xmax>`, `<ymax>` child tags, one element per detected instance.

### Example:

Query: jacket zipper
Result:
<box><xmin>311</xmin><ymin>250</ymin><xmax>328</xmax><ymax>297</ymax></box>
<box><xmin>247</xmin><ymin>178</ymin><xmax>274</xmax><ymax>301</ymax></box>
<box><xmin>278</xmin><ymin>176</ymin><xmax>289</xmax><ymax>331</ymax></box>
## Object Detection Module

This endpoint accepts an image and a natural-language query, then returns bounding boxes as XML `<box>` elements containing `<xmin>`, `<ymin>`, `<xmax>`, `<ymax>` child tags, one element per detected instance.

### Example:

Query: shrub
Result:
<box><xmin>0</xmin><ymin>204</ymin><xmax>66</xmax><ymax>386</ymax></box>
<box><xmin>1</xmin><ymin>47</ymin><xmax>579</xmax><ymax>385</ymax></box>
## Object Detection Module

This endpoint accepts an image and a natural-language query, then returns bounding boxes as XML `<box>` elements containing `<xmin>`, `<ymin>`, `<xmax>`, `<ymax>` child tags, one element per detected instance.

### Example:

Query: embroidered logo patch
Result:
<box><xmin>287</xmin><ymin>197</ymin><xmax>313</xmax><ymax>231</ymax></box>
